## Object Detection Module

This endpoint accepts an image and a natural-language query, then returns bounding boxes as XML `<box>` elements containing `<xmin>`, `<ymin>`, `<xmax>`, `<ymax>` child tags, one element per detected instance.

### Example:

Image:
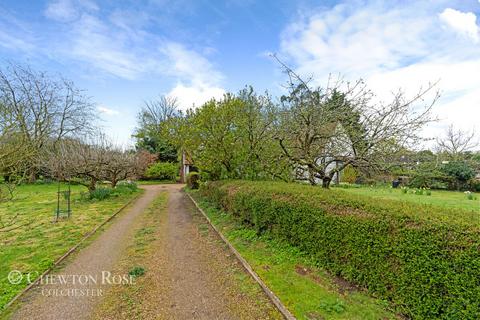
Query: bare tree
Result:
<box><xmin>0</xmin><ymin>63</ymin><xmax>96</xmax><ymax>180</ymax></box>
<box><xmin>42</xmin><ymin>134</ymin><xmax>139</xmax><ymax>191</ymax></box>
<box><xmin>42</xmin><ymin>134</ymin><xmax>111</xmax><ymax>191</ymax></box>
<box><xmin>273</xmin><ymin>57</ymin><xmax>439</xmax><ymax>187</ymax></box>
<box><xmin>137</xmin><ymin>96</ymin><xmax>180</xmax><ymax>132</ymax></box>
<box><xmin>103</xmin><ymin>149</ymin><xmax>138</xmax><ymax>188</ymax></box>
<box><xmin>436</xmin><ymin>125</ymin><xmax>479</xmax><ymax>160</ymax></box>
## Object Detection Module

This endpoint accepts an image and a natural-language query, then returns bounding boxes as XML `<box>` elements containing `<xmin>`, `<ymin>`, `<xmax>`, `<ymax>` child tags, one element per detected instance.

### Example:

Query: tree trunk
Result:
<box><xmin>27</xmin><ymin>170</ymin><xmax>37</xmax><ymax>183</ymax></box>
<box><xmin>322</xmin><ymin>177</ymin><xmax>331</xmax><ymax>188</ymax></box>
<box><xmin>308</xmin><ymin>168</ymin><xmax>317</xmax><ymax>186</ymax></box>
<box><xmin>88</xmin><ymin>177</ymin><xmax>97</xmax><ymax>192</ymax></box>
<box><xmin>111</xmin><ymin>178</ymin><xmax>117</xmax><ymax>188</ymax></box>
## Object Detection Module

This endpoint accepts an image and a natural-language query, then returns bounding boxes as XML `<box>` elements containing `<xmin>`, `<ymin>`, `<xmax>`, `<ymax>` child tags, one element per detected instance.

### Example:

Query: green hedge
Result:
<box><xmin>145</xmin><ymin>162</ymin><xmax>178</xmax><ymax>181</ymax></box>
<box><xmin>199</xmin><ymin>181</ymin><xmax>480</xmax><ymax>319</ymax></box>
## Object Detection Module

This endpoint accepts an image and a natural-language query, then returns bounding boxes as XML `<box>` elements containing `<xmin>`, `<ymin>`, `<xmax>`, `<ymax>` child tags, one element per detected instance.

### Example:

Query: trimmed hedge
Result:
<box><xmin>145</xmin><ymin>162</ymin><xmax>178</xmax><ymax>181</ymax></box>
<box><xmin>200</xmin><ymin>181</ymin><xmax>480</xmax><ymax>319</ymax></box>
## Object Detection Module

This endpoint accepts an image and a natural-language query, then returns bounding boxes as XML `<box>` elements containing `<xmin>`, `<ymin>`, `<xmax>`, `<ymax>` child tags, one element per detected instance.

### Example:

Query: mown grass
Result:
<box><xmin>335</xmin><ymin>185</ymin><xmax>480</xmax><ymax>212</ymax></box>
<box><xmin>0</xmin><ymin>183</ymin><xmax>141</xmax><ymax>311</ymax></box>
<box><xmin>189</xmin><ymin>191</ymin><xmax>397</xmax><ymax>320</ymax></box>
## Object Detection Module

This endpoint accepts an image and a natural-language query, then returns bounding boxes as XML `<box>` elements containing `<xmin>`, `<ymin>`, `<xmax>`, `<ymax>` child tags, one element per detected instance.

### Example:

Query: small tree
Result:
<box><xmin>43</xmin><ymin>134</ymin><xmax>140</xmax><ymax>191</ymax></box>
<box><xmin>341</xmin><ymin>165</ymin><xmax>358</xmax><ymax>184</ymax></box>
<box><xmin>103</xmin><ymin>149</ymin><xmax>138</xmax><ymax>188</ymax></box>
<box><xmin>135</xmin><ymin>149</ymin><xmax>158</xmax><ymax>178</ymax></box>
<box><xmin>436</xmin><ymin>125</ymin><xmax>479</xmax><ymax>161</ymax></box>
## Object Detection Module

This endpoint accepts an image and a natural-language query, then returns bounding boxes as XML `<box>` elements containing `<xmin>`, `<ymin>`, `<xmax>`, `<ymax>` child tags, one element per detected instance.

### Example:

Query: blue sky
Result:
<box><xmin>0</xmin><ymin>0</ymin><xmax>479</xmax><ymax>147</ymax></box>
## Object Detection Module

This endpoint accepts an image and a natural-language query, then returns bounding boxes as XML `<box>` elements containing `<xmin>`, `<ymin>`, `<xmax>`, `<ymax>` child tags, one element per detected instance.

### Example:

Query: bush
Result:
<box><xmin>85</xmin><ymin>187</ymin><xmax>114</xmax><ymax>200</ymax></box>
<box><xmin>186</xmin><ymin>172</ymin><xmax>200</xmax><ymax>189</ymax></box>
<box><xmin>115</xmin><ymin>181</ymin><xmax>138</xmax><ymax>194</ymax></box>
<box><xmin>145</xmin><ymin>162</ymin><xmax>178</xmax><ymax>181</ymax></box>
<box><xmin>340</xmin><ymin>165</ymin><xmax>358</xmax><ymax>184</ymax></box>
<box><xmin>408</xmin><ymin>163</ymin><xmax>449</xmax><ymax>189</ymax></box>
<box><xmin>200</xmin><ymin>181</ymin><xmax>480</xmax><ymax>319</ymax></box>
<box><xmin>468</xmin><ymin>179</ymin><xmax>480</xmax><ymax>192</ymax></box>
<box><xmin>441</xmin><ymin>161</ymin><xmax>476</xmax><ymax>190</ymax></box>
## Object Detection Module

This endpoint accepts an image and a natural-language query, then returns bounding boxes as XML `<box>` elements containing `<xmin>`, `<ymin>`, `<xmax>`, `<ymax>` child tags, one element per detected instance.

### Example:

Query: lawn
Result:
<box><xmin>189</xmin><ymin>191</ymin><xmax>397</xmax><ymax>320</ymax></box>
<box><xmin>0</xmin><ymin>183</ymin><xmax>141</xmax><ymax>310</ymax></box>
<box><xmin>334</xmin><ymin>185</ymin><xmax>480</xmax><ymax>212</ymax></box>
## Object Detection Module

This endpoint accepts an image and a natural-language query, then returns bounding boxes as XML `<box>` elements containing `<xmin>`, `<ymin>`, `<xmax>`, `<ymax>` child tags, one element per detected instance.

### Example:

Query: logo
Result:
<box><xmin>8</xmin><ymin>270</ymin><xmax>23</xmax><ymax>285</ymax></box>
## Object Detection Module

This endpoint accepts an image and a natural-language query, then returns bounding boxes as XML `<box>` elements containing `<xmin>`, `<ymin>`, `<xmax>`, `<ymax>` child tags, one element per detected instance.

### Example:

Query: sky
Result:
<box><xmin>0</xmin><ymin>0</ymin><xmax>479</xmax><ymax>148</ymax></box>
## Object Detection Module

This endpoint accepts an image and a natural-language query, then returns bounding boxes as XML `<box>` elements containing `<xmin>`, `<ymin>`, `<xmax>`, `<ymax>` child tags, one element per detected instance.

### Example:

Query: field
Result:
<box><xmin>0</xmin><ymin>183</ymin><xmax>141</xmax><ymax>309</ymax></box>
<box><xmin>334</xmin><ymin>185</ymin><xmax>479</xmax><ymax>212</ymax></box>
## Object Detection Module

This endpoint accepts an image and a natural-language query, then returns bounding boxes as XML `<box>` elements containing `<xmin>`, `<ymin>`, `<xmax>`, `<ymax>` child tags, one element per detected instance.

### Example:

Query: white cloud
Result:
<box><xmin>44</xmin><ymin>0</ymin><xmax>98</xmax><ymax>22</ymax></box>
<box><xmin>161</xmin><ymin>42</ymin><xmax>225</xmax><ymax>109</ymax></box>
<box><xmin>439</xmin><ymin>8</ymin><xmax>479</xmax><ymax>43</ymax></box>
<box><xmin>40</xmin><ymin>0</ymin><xmax>227</xmax><ymax>104</ymax></box>
<box><xmin>161</xmin><ymin>42</ymin><xmax>223</xmax><ymax>86</ymax></box>
<box><xmin>44</xmin><ymin>0</ymin><xmax>77</xmax><ymax>21</ymax></box>
<box><xmin>0</xmin><ymin>10</ymin><xmax>35</xmax><ymax>52</ymax></box>
<box><xmin>279</xmin><ymin>2</ymin><xmax>480</xmax><ymax>145</ymax></box>
<box><xmin>69</xmin><ymin>14</ymin><xmax>151</xmax><ymax>79</ymax></box>
<box><xmin>98</xmin><ymin>106</ymin><xmax>120</xmax><ymax>116</ymax></box>
<box><xmin>168</xmin><ymin>83</ymin><xmax>225</xmax><ymax>110</ymax></box>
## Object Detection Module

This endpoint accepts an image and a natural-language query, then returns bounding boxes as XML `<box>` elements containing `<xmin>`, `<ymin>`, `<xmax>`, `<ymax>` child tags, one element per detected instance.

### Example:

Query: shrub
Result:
<box><xmin>85</xmin><ymin>187</ymin><xmax>113</xmax><ymax>200</ymax></box>
<box><xmin>186</xmin><ymin>172</ymin><xmax>200</xmax><ymax>189</ymax></box>
<box><xmin>340</xmin><ymin>165</ymin><xmax>358</xmax><ymax>184</ymax></box>
<box><xmin>200</xmin><ymin>181</ymin><xmax>480</xmax><ymax>319</ymax></box>
<box><xmin>468</xmin><ymin>179</ymin><xmax>480</xmax><ymax>192</ymax></box>
<box><xmin>145</xmin><ymin>162</ymin><xmax>178</xmax><ymax>181</ymax></box>
<box><xmin>409</xmin><ymin>163</ymin><xmax>449</xmax><ymax>189</ymax></box>
<box><xmin>115</xmin><ymin>181</ymin><xmax>138</xmax><ymax>194</ymax></box>
<box><xmin>441</xmin><ymin>161</ymin><xmax>476</xmax><ymax>190</ymax></box>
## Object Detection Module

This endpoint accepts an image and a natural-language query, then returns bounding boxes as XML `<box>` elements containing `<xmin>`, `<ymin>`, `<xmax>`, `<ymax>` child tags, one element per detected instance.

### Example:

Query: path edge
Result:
<box><xmin>4</xmin><ymin>191</ymin><xmax>143</xmax><ymax>310</ymax></box>
<box><xmin>185</xmin><ymin>192</ymin><xmax>297</xmax><ymax>320</ymax></box>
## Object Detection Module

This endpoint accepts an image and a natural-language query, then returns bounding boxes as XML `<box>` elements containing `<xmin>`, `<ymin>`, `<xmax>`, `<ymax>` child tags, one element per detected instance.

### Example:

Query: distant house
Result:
<box><xmin>180</xmin><ymin>151</ymin><xmax>196</xmax><ymax>183</ymax></box>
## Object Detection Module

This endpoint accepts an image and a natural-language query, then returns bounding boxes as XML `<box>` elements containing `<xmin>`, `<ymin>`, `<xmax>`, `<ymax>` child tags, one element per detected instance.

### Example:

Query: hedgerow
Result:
<box><xmin>199</xmin><ymin>180</ymin><xmax>480</xmax><ymax>319</ymax></box>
